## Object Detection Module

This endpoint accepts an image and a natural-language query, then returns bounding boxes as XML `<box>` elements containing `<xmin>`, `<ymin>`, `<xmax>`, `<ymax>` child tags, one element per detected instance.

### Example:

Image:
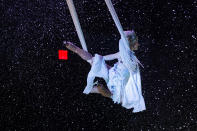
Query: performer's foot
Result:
<box><xmin>90</xmin><ymin>86</ymin><xmax>99</xmax><ymax>93</ymax></box>
<box><xmin>63</xmin><ymin>41</ymin><xmax>78</xmax><ymax>53</ymax></box>
<box><xmin>97</xmin><ymin>84</ymin><xmax>112</xmax><ymax>98</ymax></box>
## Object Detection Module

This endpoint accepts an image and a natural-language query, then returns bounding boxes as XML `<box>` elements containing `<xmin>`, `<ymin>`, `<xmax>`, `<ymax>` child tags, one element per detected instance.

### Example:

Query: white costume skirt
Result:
<box><xmin>83</xmin><ymin>54</ymin><xmax>146</xmax><ymax>112</ymax></box>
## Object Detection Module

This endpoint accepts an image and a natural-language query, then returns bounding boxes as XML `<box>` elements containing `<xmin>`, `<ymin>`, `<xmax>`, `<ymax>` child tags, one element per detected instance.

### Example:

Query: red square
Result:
<box><xmin>58</xmin><ymin>50</ymin><xmax>68</xmax><ymax>60</ymax></box>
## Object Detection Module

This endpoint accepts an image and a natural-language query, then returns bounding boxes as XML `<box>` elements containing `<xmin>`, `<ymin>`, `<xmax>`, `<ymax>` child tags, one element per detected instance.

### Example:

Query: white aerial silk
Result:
<box><xmin>83</xmin><ymin>39</ymin><xmax>146</xmax><ymax>113</ymax></box>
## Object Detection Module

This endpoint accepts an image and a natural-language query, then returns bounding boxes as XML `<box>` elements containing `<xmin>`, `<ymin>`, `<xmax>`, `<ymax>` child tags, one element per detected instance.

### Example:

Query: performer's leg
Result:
<box><xmin>63</xmin><ymin>41</ymin><xmax>93</xmax><ymax>64</ymax></box>
<box><xmin>90</xmin><ymin>86</ymin><xmax>100</xmax><ymax>93</ymax></box>
<box><xmin>91</xmin><ymin>84</ymin><xmax>112</xmax><ymax>98</ymax></box>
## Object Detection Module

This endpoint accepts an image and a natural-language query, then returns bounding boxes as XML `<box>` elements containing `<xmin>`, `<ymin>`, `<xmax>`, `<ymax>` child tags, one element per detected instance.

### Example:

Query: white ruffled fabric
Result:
<box><xmin>83</xmin><ymin>54</ymin><xmax>109</xmax><ymax>94</ymax></box>
<box><xmin>83</xmin><ymin>39</ymin><xmax>146</xmax><ymax>113</ymax></box>
<box><xmin>83</xmin><ymin>54</ymin><xmax>145</xmax><ymax>113</ymax></box>
<box><xmin>107</xmin><ymin>61</ymin><xmax>146</xmax><ymax>112</ymax></box>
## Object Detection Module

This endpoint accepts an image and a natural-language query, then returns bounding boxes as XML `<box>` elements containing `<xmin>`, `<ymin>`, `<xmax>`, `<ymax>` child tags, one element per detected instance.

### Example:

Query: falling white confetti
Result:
<box><xmin>192</xmin><ymin>35</ymin><xmax>196</xmax><ymax>39</ymax></box>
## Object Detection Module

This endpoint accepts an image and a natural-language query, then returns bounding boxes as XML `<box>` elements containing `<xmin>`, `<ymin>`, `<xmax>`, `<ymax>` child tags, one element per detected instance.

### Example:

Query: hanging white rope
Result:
<box><xmin>104</xmin><ymin>0</ymin><xmax>130</xmax><ymax>50</ymax></box>
<box><xmin>66</xmin><ymin>0</ymin><xmax>88</xmax><ymax>51</ymax></box>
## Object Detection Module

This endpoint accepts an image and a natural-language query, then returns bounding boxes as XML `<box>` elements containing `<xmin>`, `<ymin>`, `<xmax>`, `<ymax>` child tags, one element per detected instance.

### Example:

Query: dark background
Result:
<box><xmin>1</xmin><ymin>0</ymin><xmax>196</xmax><ymax>130</ymax></box>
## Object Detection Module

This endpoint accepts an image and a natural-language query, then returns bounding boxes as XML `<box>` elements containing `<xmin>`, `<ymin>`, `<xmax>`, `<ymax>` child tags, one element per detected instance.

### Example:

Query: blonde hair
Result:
<box><xmin>124</xmin><ymin>30</ymin><xmax>138</xmax><ymax>49</ymax></box>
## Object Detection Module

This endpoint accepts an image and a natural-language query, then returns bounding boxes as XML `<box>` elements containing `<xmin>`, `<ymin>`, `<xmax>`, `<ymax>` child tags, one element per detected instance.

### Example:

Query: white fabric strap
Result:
<box><xmin>104</xmin><ymin>0</ymin><xmax>130</xmax><ymax>50</ymax></box>
<box><xmin>66</xmin><ymin>0</ymin><xmax>88</xmax><ymax>51</ymax></box>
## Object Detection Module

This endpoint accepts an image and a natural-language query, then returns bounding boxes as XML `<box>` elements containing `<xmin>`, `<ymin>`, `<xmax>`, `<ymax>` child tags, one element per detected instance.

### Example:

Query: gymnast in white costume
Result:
<box><xmin>64</xmin><ymin>30</ymin><xmax>146</xmax><ymax>112</ymax></box>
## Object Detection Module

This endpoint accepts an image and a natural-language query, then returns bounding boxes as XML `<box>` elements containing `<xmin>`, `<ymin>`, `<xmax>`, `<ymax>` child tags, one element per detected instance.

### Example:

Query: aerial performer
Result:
<box><xmin>65</xmin><ymin>0</ymin><xmax>146</xmax><ymax>112</ymax></box>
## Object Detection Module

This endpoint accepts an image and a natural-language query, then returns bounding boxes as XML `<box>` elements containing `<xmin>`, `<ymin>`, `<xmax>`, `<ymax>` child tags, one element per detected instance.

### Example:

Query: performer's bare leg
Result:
<box><xmin>63</xmin><ymin>41</ymin><xmax>93</xmax><ymax>65</ymax></box>
<box><xmin>91</xmin><ymin>84</ymin><xmax>112</xmax><ymax>98</ymax></box>
<box><xmin>90</xmin><ymin>86</ymin><xmax>99</xmax><ymax>93</ymax></box>
<box><xmin>63</xmin><ymin>41</ymin><xmax>112</xmax><ymax>69</ymax></box>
